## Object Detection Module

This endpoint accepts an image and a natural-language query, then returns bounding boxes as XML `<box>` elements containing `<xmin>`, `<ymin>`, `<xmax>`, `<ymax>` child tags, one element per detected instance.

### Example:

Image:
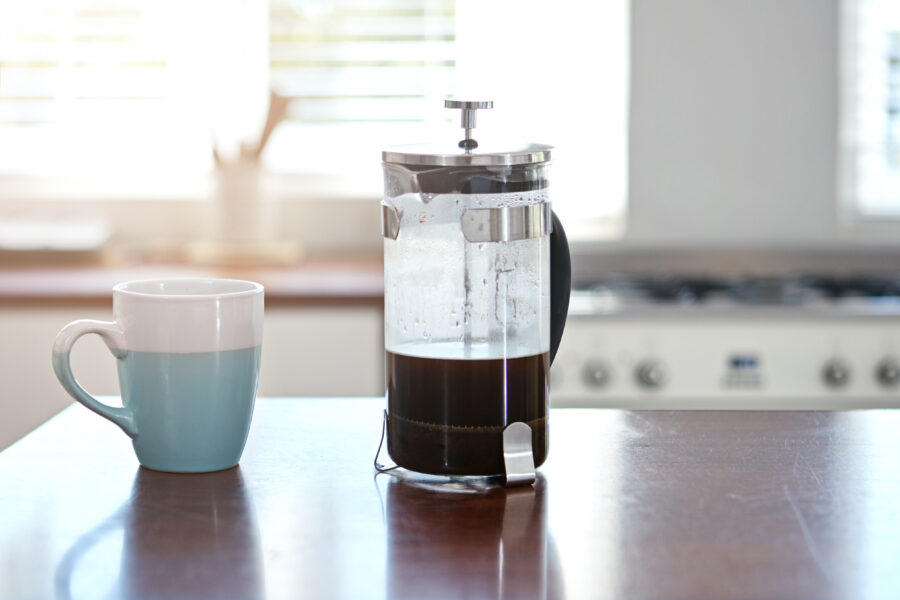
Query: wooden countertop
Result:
<box><xmin>0</xmin><ymin>255</ymin><xmax>383</xmax><ymax>306</ymax></box>
<box><xmin>2</xmin><ymin>399</ymin><xmax>899</xmax><ymax>599</ymax></box>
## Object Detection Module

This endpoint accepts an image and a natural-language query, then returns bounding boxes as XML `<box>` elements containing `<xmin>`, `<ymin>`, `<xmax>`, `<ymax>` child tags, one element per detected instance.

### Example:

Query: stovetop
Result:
<box><xmin>570</xmin><ymin>274</ymin><xmax>900</xmax><ymax>319</ymax></box>
<box><xmin>556</xmin><ymin>273</ymin><xmax>900</xmax><ymax>408</ymax></box>
<box><xmin>578</xmin><ymin>274</ymin><xmax>900</xmax><ymax>305</ymax></box>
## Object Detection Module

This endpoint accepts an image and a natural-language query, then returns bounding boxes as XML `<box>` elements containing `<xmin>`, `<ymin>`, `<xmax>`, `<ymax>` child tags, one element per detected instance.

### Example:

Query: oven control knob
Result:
<box><xmin>876</xmin><ymin>358</ymin><xmax>900</xmax><ymax>388</ymax></box>
<box><xmin>635</xmin><ymin>360</ymin><xmax>666</xmax><ymax>389</ymax></box>
<box><xmin>822</xmin><ymin>359</ymin><xmax>851</xmax><ymax>388</ymax></box>
<box><xmin>583</xmin><ymin>360</ymin><xmax>612</xmax><ymax>388</ymax></box>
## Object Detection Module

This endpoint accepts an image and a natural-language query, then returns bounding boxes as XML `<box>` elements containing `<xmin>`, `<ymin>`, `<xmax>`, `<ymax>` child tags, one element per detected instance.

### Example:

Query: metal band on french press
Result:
<box><xmin>461</xmin><ymin>203</ymin><xmax>551</xmax><ymax>243</ymax></box>
<box><xmin>381</xmin><ymin>205</ymin><xmax>400</xmax><ymax>240</ymax></box>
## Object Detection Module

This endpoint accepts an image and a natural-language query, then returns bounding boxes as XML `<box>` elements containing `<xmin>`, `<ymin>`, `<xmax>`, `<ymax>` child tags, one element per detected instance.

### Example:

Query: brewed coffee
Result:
<box><xmin>386</xmin><ymin>350</ymin><xmax>549</xmax><ymax>476</ymax></box>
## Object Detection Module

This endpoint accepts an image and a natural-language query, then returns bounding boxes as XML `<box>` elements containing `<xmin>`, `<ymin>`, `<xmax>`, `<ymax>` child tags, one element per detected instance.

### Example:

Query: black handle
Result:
<box><xmin>549</xmin><ymin>211</ymin><xmax>571</xmax><ymax>365</ymax></box>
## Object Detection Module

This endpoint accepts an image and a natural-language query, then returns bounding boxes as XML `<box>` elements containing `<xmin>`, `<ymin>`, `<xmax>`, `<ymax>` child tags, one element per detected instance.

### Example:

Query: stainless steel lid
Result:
<box><xmin>382</xmin><ymin>142</ymin><xmax>552</xmax><ymax>167</ymax></box>
<box><xmin>382</xmin><ymin>100</ymin><xmax>553</xmax><ymax>167</ymax></box>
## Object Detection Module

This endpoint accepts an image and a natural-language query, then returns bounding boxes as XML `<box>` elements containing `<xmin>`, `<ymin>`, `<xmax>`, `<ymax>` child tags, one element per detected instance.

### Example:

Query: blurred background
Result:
<box><xmin>2</xmin><ymin>0</ymin><xmax>899</xmax><ymax>448</ymax></box>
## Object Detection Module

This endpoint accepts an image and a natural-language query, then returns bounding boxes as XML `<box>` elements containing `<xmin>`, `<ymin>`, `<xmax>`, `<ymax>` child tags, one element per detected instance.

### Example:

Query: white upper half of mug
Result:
<box><xmin>112</xmin><ymin>279</ymin><xmax>264</xmax><ymax>353</ymax></box>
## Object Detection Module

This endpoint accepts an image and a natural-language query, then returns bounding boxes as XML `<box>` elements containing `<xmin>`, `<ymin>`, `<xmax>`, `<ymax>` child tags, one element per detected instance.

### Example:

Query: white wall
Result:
<box><xmin>623</xmin><ymin>0</ymin><xmax>854</xmax><ymax>247</ymax></box>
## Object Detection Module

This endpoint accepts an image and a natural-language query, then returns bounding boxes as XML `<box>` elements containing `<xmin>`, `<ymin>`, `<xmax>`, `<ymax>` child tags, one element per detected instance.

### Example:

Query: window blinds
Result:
<box><xmin>0</xmin><ymin>1</ymin><xmax>210</xmax><ymax>177</ymax></box>
<box><xmin>0</xmin><ymin>0</ymin><xmax>455</xmax><ymax>178</ymax></box>
<box><xmin>0</xmin><ymin>0</ymin><xmax>629</xmax><ymax>231</ymax></box>
<box><xmin>270</xmin><ymin>0</ymin><xmax>454</xmax><ymax>123</ymax></box>
<box><xmin>265</xmin><ymin>0</ymin><xmax>455</xmax><ymax>176</ymax></box>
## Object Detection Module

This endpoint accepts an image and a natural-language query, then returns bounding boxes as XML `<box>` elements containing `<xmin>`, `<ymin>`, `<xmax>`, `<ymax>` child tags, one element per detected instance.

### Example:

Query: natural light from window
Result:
<box><xmin>0</xmin><ymin>0</ymin><xmax>629</xmax><ymax>233</ymax></box>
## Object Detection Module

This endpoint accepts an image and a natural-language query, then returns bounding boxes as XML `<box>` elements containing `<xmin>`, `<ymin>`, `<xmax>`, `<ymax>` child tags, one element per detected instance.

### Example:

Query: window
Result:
<box><xmin>0</xmin><ymin>1</ymin><xmax>214</xmax><ymax>181</ymax></box>
<box><xmin>0</xmin><ymin>0</ymin><xmax>629</xmax><ymax>236</ymax></box>
<box><xmin>266</xmin><ymin>0</ymin><xmax>456</xmax><ymax>181</ymax></box>
<box><xmin>841</xmin><ymin>0</ymin><xmax>900</xmax><ymax>218</ymax></box>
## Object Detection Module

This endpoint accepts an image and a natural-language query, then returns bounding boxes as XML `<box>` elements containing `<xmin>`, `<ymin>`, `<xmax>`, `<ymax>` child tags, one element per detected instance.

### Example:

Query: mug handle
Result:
<box><xmin>52</xmin><ymin>320</ymin><xmax>137</xmax><ymax>438</ymax></box>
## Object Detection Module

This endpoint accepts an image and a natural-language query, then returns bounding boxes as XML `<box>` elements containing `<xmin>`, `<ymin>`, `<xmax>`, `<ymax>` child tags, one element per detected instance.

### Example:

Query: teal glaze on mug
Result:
<box><xmin>52</xmin><ymin>278</ymin><xmax>264</xmax><ymax>473</ymax></box>
<box><xmin>118</xmin><ymin>347</ymin><xmax>262</xmax><ymax>472</ymax></box>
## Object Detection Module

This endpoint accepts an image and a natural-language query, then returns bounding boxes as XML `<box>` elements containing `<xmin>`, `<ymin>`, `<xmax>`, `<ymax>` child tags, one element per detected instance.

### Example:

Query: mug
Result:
<box><xmin>52</xmin><ymin>278</ymin><xmax>264</xmax><ymax>472</ymax></box>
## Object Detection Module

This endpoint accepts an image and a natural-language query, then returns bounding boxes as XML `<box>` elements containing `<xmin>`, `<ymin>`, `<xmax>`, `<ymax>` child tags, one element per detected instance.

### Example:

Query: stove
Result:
<box><xmin>551</xmin><ymin>275</ymin><xmax>900</xmax><ymax>409</ymax></box>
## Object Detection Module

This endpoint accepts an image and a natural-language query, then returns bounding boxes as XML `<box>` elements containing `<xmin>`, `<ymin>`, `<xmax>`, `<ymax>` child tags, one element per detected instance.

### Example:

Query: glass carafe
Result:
<box><xmin>381</xmin><ymin>100</ymin><xmax>570</xmax><ymax>483</ymax></box>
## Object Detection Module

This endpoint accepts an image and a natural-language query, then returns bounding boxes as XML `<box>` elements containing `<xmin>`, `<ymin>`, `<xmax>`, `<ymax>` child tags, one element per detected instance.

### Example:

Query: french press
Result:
<box><xmin>380</xmin><ymin>100</ymin><xmax>571</xmax><ymax>486</ymax></box>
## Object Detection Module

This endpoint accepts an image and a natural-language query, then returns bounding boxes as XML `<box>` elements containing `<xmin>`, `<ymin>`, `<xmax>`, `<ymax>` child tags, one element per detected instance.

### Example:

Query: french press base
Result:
<box><xmin>374</xmin><ymin>410</ymin><xmax>536</xmax><ymax>488</ymax></box>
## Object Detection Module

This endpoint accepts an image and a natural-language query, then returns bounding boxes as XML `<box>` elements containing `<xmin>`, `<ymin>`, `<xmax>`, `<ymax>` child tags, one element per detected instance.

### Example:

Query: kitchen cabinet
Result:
<box><xmin>0</xmin><ymin>305</ymin><xmax>383</xmax><ymax>450</ymax></box>
<box><xmin>0</xmin><ymin>257</ymin><xmax>385</xmax><ymax>449</ymax></box>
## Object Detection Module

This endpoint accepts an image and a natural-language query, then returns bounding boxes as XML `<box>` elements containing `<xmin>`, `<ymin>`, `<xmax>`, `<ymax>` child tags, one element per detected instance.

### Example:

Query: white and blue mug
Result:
<box><xmin>52</xmin><ymin>279</ymin><xmax>264</xmax><ymax>473</ymax></box>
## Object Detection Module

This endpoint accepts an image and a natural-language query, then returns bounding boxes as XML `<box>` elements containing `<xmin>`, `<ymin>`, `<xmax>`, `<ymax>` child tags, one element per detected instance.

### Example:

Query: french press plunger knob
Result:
<box><xmin>444</xmin><ymin>99</ymin><xmax>493</xmax><ymax>150</ymax></box>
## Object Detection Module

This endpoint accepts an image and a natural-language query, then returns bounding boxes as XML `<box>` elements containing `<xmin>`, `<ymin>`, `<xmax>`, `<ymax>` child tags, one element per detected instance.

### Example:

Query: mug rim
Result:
<box><xmin>113</xmin><ymin>278</ymin><xmax>264</xmax><ymax>300</ymax></box>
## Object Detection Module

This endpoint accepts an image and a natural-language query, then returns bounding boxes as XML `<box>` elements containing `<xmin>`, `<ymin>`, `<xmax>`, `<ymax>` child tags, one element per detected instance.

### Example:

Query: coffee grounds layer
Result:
<box><xmin>386</xmin><ymin>351</ymin><xmax>549</xmax><ymax>476</ymax></box>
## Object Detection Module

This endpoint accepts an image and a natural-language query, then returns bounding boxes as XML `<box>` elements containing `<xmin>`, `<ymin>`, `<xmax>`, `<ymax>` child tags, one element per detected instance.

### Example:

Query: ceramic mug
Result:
<box><xmin>52</xmin><ymin>278</ymin><xmax>264</xmax><ymax>472</ymax></box>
